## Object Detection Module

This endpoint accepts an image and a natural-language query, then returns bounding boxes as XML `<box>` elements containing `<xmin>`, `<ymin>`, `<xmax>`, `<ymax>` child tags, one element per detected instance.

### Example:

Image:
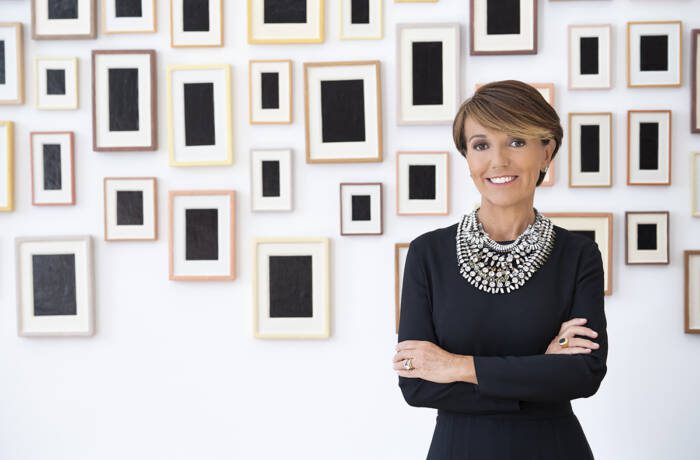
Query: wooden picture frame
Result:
<box><xmin>625</xmin><ymin>211</ymin><xmax>669</xmax><ymax>265</ymax></box>
<box><xmin>470</xmin><ymin>0</ymin><xmax>537</xmax><ymax>55</ymax></box>
<box><xmin>692</xmin><ymin>29</ymin><xmax>699</xmax><ymax>133</ymax></box>
<box><xmin>35</xmin><ymin>56</ymin><xmax>78</xmax><ymax>110</ymax></box>
<box><xmin>103</xmin><ymin>176</ymin><xmax>158</xmax><ymax>241</ymax></box>
<box><xmin>396</xmin><ymin>151</ymin><xmax>449</xmax><ymax>215</ymax></box>
<box><xmin>0</xmin><ymin>121</ymin><xmax>14</xmax><ymax>211</ymax></box>
<box><xmin>394</xmin><ymin>242</ymin><xmax>409</xmax><ymax>334</ymax></box>
<box><xmin>684</xmin><ymin>249</ymin><xmax>700</xmax><ymax>334</ymax></box>
<box><xmin>568</xmin><ymin>112</ymin><xmax>613</xmax><ymax>187</ymax></box>
<box><xmin>30</xmin><ymin>131</ymin><xmax>75</xmax><ymax>206</ymax></box>
<box><xmin>0</xmin><ymin>22</ymin><xmax>24</xmax><ymax>105</ymax></box>
<box><xmin>253</xmin><ymin>237</ymin><xmax>331</xmax><ymax>339</ymax></box>
<box><xmin>568</xmin><ymin>24</ymin><xmax>612</xmax><ymax>90</ymax></box>
<box><xmin>627</xmin><ymin>20</ymin><xmax>682</xmax><ymax>88</ymax></box>
<box><xmin>627</xmin><ymin>109</ymin><xmax>671</xmax><ymax>185</ymax></box>
<box><xmin>249</xmin><ymin>59</ymin><xmax>292</xmax><ymax>125</ymax></box>
<box><xmin>170</xmin><ymin>0</ymin><xmax>223</xmax><ymax>47</ymax></box>
<box><xmin>31</xmin><ymin>0</ymin><xmax>96</xmax><ymax>39</ymax></box>
<box><xmin>247</xmin><ymin>0</ymin><xmax>324</xmax><ymax>44</ymax></box>
<box><xmin>340</xmin><ymin>0</ymin><xmax>383</xmax><ymax>40</ymax></box>
<box><xmin>692</xmin><ymin>152</ymin><xmax>700</xmax><ymax>217</ymax></box>
<box><xmin>250</xmin><ymin>148</ymin><xmax>293</xmax><ymax>212</ymax></box>
<box><xmin>102</xmin><ymin>0</ymin><xmax>157</xmax><ymax>34</ymax></box>
<box><xmin>339</xmin><ymin>182</ymin><xmax>383</xmax><ymax>235</ymax></box>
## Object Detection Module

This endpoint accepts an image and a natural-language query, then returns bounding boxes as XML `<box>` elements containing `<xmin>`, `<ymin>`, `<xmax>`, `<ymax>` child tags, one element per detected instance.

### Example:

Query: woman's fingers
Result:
<box><xmin>569</xmin><ymin>337</ymin><xmax>600</xmax><ymax>350</ymax></box>
<box><xmin>393</xmin><ymin>350</ymin><xmax>414</xmax><ymax>363</ymax></box>
<box><xmin>563</xmin><ymin>325</ymin><xmax>599</xmax><ymax>339</ymax></box>
<box><xmin>559</xmin><ymin>317</ymin><xmax>587</xmax><ymax>333</ymax></box>
<box><xmin>558</xmin><ymin>347</ymin><xmax>592</xmax><ymax>354</ymax></box>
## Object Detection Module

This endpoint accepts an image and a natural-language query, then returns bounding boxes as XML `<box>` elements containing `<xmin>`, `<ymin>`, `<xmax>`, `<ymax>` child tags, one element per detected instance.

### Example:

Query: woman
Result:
<box><xmin>393</xmin><ymin>80</ymin><xmax>608</xmax><ymax>459</ymax></box>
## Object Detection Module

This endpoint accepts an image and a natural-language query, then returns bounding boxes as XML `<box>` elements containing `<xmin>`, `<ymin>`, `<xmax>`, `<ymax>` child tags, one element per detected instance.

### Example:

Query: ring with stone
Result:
<box><xmin>403</xmin><ymin>358</ymin><xmax>414</xmax><ymax>370</ymax></box>
<box><xmin>558</xmin><ymin>336</ymin><xmax>569</xmax><ymax>348</ymax></box>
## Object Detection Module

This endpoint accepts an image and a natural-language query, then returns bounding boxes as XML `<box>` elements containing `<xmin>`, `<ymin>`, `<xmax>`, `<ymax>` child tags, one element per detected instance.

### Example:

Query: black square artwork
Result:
<box><xmin>48</xmin><ymin>0</ymin><xmax>78</xmax><ymax>20</ymax></box>
<box><xmin>115</xmin><ymin>0</ymin><xmax>143</xmax><ymax>17</ymax></box>
<box><xmin>261</xmin><ymin>72</ymin><xmax>280</xmax><ymax>109</ymax></box>
<box><xmin>486</xmin><ymin>0</ymin><xmax>520</xmax><ymax>35</ymax></box>
<box><xmin>580</xmin><ymin>124</ymin><xmax>600</xmax><ymax>173</ymax></box>
<box><xmin>116</xmin><ymin>190</ymin><xmax>144</xmax><ymax>226</ymax></box>
<box><xmin>46</xmin><ymin>69</ymin><xmax>66</xmax><ymax>95</ymax></box>
<box><xmin>351</xmin><ymin>194</ymin><xmax>371</xmax><ymax>221</ymax></box>
<box><xmin>183</xmin><ymin>0</ymin><xmax>210</xmax><ymax>32</ymax></box>
<box><xmin>268</xmin><ymin>255</ymin><xmax>313</xmax><ymax>317</ymax></box>
<box><xmin>261</xmin><ymin>160</ymin><xmax>280</xmax><ymax>197</ymax></box>
<box><xmin>351</xmin><ymin>0</ymin><xmax>370</xmax><ymax>24</ymax></box>
<box><xmin>108</xmin><ymin>68</ymin><xmax>140</xmax><ymax>132</ymax></box>
<box><xmin>185</xmin><ymin>208</ymin><xmax>219</xmax><ymax>260</ymax></box>
<box><xmin>0</xmin><ymin>41</ymin><xmax>6</xmax><ymax>85</ymax></box>
<box><xmin>640</xmin><ymin>35</ymin><xmax>668</xmax><ymax>71</ymax></box>
<box><xmin>580</xmin><ymin>37</ymin><xmax>599</xmax><ymax>75</ymax></box>
<box><xmin>321</xmin><ymin>79</ymin><xmax>366</xmax><ymax>143</ymax></box>
<box><xmin>184</xmin><ymin>82</ymin><xmax>216</xmax><ymax>146</ymax></box>
<box><xmin>264</xmin><ymin>0</ymin><xmax>307</xmax><ymax>24</ymax></box>
<box><xmin>412</xmin><ymin>41</ymin><xmax>443</xmax><ymax>106</ymax></box>
<box><xmin>636</xmin><ymin>223</ymin><xmax>657</xmax><ymax>250</ymax></box>
<box><xmin>42</xmin><ymin>144</ymin><xmax>62</xmax><ymax>191</ymax></box>
<box><xmin>572</xmin><ymin>230</ymin><xmax>596</xmax><ymax>241</ymax></box>
<box><xmin>639</xmin><ymin>122</ymin><xmax>659</xmax><ymax>170</ymax></box>
<box><xmin>32</xmin><ymin>253</ymin><xmax>77</xmax><ymax>316</ymax></box>
<box><xmin>409</xmin><ymin>164</ymin><xmax>436</xmax><ymax>199</ymax></box>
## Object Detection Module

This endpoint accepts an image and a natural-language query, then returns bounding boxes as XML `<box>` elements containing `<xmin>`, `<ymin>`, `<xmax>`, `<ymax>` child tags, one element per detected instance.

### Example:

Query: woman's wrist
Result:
<box><xmin>452</xmin><ymin>354</ymin><xmax>478</xmax><ymax>384</ymax></box>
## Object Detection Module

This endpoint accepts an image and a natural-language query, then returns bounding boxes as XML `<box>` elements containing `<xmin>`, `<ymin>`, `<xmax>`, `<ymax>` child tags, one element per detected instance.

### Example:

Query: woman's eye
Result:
<box><xmin>472</xmin><ymin>143</ymin><xmax>487</xmax><ymax>151</ymax></box>
<box><xmin>511</xmin><ymin>139</ymin><xmax>526</xmax><ymax>147</ymax></box>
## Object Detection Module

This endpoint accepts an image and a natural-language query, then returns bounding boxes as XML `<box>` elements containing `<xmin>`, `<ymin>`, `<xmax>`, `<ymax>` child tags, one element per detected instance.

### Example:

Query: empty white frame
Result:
<box><xmin>470</xmin><ymin>0</ymin><xmax>536</xmax><ymax>55</ymax></box>
<box><xmin>627</xmin><ymin>110</ymin><xmax>671</xmax><ymax>185</ymax></box>
<box><xmin>627</xmin><ymin>20</ymin><xmax>682</xmax><ymax>88</ymax></box>
<box><xmin>32</xmin><ymin>0</ymin><xmax>96</xmax><ymax>39</ymax></box>
<box><xmin>15</xmin><ymin>235</ymin><xmax>94</xmax><ymax>336</ymax></box>
<box><xmin>253</xmin><ymin>237</ymin><xmax>330</xmax><ymax>339</ymax></box>
<box><xmin>35</xmin><ymin>57</ymin><xmax>78</xmax><ymax>110</ymax></box>
<box><xmin>251</xmin><ymin>148</ymin><xmax>293</xmax><ymax>211</ymax></box>
<box><xmin>247</xmin><ymin>0</ymin><xmax>324</xmax><ymax>44</ymax></box>
<box><xmin>692</xmin><ymin>29</ymin><xmax>699</xmax><ymax>133</ymax></box>
<box><xmin>102</xmin><ymin>0</ymin><xmax>157</xmax><ymax>34</ymax></box>
<box><xmin>340</xmin><ymin>0</ymin><xmax>382</xmax><ymax>40</ymax></box>
<box><xmin>167</xmin><ymin>64</ymin><xmax>233</xmax><ymax>166</ymax></box>
<box><xmin>568</xmin><ymin>24</ymin><xmax>612</xmax><ymax>89</ymax></box>
<box><xmin>30</xmin><ymin>131</ymin><xmax>75</xmax><ymax>206</ymax></box>
<box><xmin>693</xmin><ymin>152</ymin><xmax>700</xmax><ymax>217</ymax></box>
<box><xmin>249</xmin><ymin>59</ymin><xmax>292</xmax><ymax>124</ymax></box>
<box><xmin>170</xmin><ymin>0</ymin><xmax>223</xmax><ymax>47</ymax></box>
<box><xmin>625</xmin><ymin>211</ymin><xmax>669</xmax><ymax>265</ymax></box>
<box><xmin>0</xmin><ymin>23</ymin><xmax>24</xmax><ymax>105</ymax></box>
<box><xmin>396</xmin><ymin>151</ymin><xmax>449</xmax><ymax>215</ymax></box>
<box><xmin>568</xmin><ymin>112</ymin><xmax>613</xmax><ymax>187</ymax></box>
<box><xmin>397</xmin><ymin>23</ymin><xmax>460</xmax><ymax>125</ymax></box>
<box><xmin>685</xmin><ymin>250</ymin><xmax>700</xmax><ymax>333</ymax></box>
<box><xmin>0</xmin><ymin>121</ymin><xmax>14</xmax><ymax>211</ymax></box>
<box><xmin>340</xmin><ymin>182</ymin><xmax>382</xmax><ymax>235</ymax></box>
<box><xmin>104</xmin><ymin>177</ymin><xmax>158</xmax><ymax>241</ymax></box>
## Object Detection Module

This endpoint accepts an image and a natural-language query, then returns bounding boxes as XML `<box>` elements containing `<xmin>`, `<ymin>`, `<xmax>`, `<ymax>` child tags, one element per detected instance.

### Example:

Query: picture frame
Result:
<box><xmin>249</xmin><ymin>59</ymin><xmax>292</xmax><ymax>124</ymax></box>
<box><xmin>568</xmin><ymin>24</ymin><xmax>612</xmax><ymax>90</ymax></box>
<box><xmin>684</xmin><ymin>249</ymin><xmax>700</xmax><ymax>334</ymax></box>
<box><xmin>304</xmin><ymin>60</ymin><xmax>382</xmax><ymax>163</ymax></box>
<box><xmin>247</xmin><ymin>0</ymin><xmax>324</xmax><ymax>44</ymax></box>
<box><xmin>396</xmin><ymin>151</ymin><xmax>449</xmax><ymax>215</ymax></box>
<box><xmin>397</xmin><ymin>23</ymin><xmax>460</xmax><ymax>125</ymax></box>
<box><xmin>253</xmin><ymin>237</ymin><xmax>330</xmax><ymax>339</ymax></box>
<box><xmin>544</xmin><ymin>212</ymin><xmax>613</xmax><ymax>296</ymax></box>
<box><xmin>170</xmin><ymin>0</ymin><xmax>223</xmax><ymax>47</ymax></box>
<box><xmin>167</xmin><ymin>64</ymin><xmax>233</xmax><ymax>166</ymax></box>
<box><xmin>692</xmin><ymin>29</ymin><xmax>699</xmax><ymax>133</ymax></box>
<box><xmin>103</xmin><ymin>177</ymin><xmax>158</xmax><ymax>241</ymax></box>
<box><xmin>627</xmin><ymin>20</ymin><xmax>682</xmax><ymax>88</ymax></box>
<box><xmin>30</xmin><ymin>131</ymin><xmax>75</xmax><ymax>206</ymax></box>
<box><xmin>470</xmin><ymin>0</ymin><xmax>537</xmax><ymax>55</ymax></box>
<box><xmin>625</xmin><ymin>211</ymin><xmax>669</xmax><ymax>265</ymax></box>
<box><xmin>102</xmin><ymin>0</ymin><xmax>157</xmax><ymax>34</ymax></box>
<box><xmin>627</xmin><ymin>109</ymin><xmax>671</xmax><ymax>185</ymax></box>
<box><xmin>340</xmin><ymin>0</ymin><xmax>382</xmax><ymax>40</ymax></box>
<box><xmin>692</xmin><ymin>152</ymin><xmax>700</xmax><ymax>217</ymax></box>
<box><xmin>168</xmin><ymin>190</ymin><xmax>236</xmax><ymax>281</ymax></box>
<box><xmin>31</xmin><ymin>0</ymin><xmax>96</xmax><ymax>39</ymax></box>
<box><xmin>92</xmin><ymin>49</ymin><xmax>157</xmax><ymax>152</ymax></box>
<box><xmin>251</xmin><ymin>148</ymin><xmax>293</xmax><ymax>212</ymax></box>
<box><xmin>394</xmin><ymin>242</ymin><xmax>409</xmax><ymax>333</ymax></box>
<box><xmin>35</xmin><ymin>56</ymin><xmax>78</xmax><ymax>110</ymax></box>
<box><xmin>339</xmin><ymin>182</ymin><xmax>383</xmax><ymax>235</ymax></box>
<box><xmin>15</xmin><ymin>235</ymin><xmax>94</xmax><ymax>337</ymax></box>
<box><xmin>568</xmin><ymin>112</ymin><xmax>613</xmax><ymax>187</ymax></box>
<box><xmin>0</xmin><ymin>22</ymin><xmax>24</xmax><ymax>105</ymax></box>
<box><xmin>0</xmin><ymin>121</ymin><xmax>14</xmax><ymax>211</ymax></box>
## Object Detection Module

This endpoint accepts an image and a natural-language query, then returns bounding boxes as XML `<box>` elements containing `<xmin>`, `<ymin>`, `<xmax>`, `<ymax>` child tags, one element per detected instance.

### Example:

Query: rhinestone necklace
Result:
<box><xmin>455</xmin><ymin>206</ymin><xmax>556</xmax><ymax>294</ymax></box>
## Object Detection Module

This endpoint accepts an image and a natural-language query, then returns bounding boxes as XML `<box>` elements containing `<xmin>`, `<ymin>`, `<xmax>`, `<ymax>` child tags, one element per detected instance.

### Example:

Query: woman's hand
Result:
<box><xmin>545</xmin><ymin>317</ymin><xmax>599</xmax><ymax>355</ymax></box>
<box><xmin>393</xmin><ymin>340</ymin><xmax>468</xmax><ymax>383</ymax></box>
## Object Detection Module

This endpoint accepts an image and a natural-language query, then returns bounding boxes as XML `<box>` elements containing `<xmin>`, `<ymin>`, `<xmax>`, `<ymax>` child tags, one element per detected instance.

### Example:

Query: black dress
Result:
<box><xmin>397</xmin><ymin>220</ymin><xmax>608</xmax><ymax>460</ymax></box>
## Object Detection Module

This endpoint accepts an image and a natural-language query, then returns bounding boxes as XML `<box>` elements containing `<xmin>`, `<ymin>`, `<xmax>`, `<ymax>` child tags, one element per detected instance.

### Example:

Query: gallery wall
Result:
<box><xmin>1</xmin><ymin>0</ymin><xmax>700</xmax><ymax>459</ymax></box>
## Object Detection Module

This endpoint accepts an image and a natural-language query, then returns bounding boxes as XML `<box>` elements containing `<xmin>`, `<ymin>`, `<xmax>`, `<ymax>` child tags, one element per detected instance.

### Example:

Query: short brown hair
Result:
<box><xmin>452</xmin><ymin>80</ymin><xmax>563</xmax><ymax>186</ymax></box>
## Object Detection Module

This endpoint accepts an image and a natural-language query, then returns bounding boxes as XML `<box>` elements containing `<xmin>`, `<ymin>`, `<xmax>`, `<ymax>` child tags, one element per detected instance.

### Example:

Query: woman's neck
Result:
<box><xmin>476</xmin><ymin>201</ymin><xmax>536</xmax><ymax>242</ymax></box>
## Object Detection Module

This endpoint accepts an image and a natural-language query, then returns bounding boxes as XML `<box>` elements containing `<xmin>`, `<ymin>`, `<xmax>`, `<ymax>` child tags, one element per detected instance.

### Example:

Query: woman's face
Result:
<box><xmin>463</xmin><ymin>116</ymin><xmax>553</xmax><ymax>208</ymax></box>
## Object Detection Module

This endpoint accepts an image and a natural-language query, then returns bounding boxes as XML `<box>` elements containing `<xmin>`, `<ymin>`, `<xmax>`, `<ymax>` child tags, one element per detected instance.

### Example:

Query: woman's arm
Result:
<box><xmin>397</xmin><ymin>239</ymin><xmax>521</xmax><ymax>413</ymax></box>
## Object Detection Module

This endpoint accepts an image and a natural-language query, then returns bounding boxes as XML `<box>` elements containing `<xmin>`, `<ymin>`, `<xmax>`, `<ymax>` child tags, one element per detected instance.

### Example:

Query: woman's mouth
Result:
<box><xmin>486</xmin><ymin>175</ymin><xmax>518</xmax><ymax>186</ymax></box>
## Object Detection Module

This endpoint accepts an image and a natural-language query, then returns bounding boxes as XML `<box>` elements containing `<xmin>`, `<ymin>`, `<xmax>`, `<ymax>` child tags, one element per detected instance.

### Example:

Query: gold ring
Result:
<box><xmin>403</xmin><ymin>358</ymin><xmax>414</xmax><ymax>370</ymax></box>
<box><xmin>558</xmin><ymin>336</ymin><xmax>569</xmax><ymax>348</ymax></box>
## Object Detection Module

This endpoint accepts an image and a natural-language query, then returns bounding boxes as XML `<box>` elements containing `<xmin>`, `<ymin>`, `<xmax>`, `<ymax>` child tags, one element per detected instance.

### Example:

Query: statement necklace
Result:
<box><xmin>455</xmin><ymin>206</ymin><xmax>556</xmax><ymax>294</ymax></box>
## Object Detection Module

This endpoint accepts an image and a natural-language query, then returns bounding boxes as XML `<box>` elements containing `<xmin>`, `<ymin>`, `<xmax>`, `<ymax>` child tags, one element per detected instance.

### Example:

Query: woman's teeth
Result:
<box><xmin>488</xmin><ymin>176</ymin><xmax>517</xmax><ymax>184</ymax></box>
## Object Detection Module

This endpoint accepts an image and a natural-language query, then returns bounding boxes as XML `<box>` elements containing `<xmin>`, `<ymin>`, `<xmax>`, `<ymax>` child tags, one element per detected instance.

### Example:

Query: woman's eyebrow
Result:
<box><xmin>468</xmin><ymin>134</ymin><xmax>487</xmax><ymax>141</ymax></box>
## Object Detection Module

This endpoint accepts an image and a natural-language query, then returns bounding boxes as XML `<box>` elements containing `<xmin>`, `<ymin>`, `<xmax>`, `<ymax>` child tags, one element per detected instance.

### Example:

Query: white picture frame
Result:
<box><xmin>625</xmin><ymin>211</ymin><xmax>669</xmax><ymax>265</ymax></box>
<box><xmin>0</xmin><ymin>22</ymin><xmax>24</xmax><ymax>105</ymax></box>
<box><xmin>340</xmin><ymin>182</ymin><xmax>382</xmax><ymax>235</ymax></box>
<box><xmin>30</xmin><ymin>131</ymin><xmax>75</xmax><ymax>206</ymax></box>
<box><xmin>247</xmin><ymin>0</ymin><xmax>324</xmax><ymax>44</ymax></box>
<box><xmin>396</xmin><ymin>151</ymin><xmax>449</xmax><ymax>215</ymax></box>
<box><xmin>250</xmin><ymin>148</ymin><xmax>293</xmax><ymax>212</ymax></box>
<box><xmin>0</xmin><ymin>121</ymin><xmax>14</xmax><ymax>211</ymax></box>
<box><xmin>627</xmin><ymin>20</ymin><xmax>682</xmax><ymax>88</ymax></box>
<box><xmin>32</xmin><ymin>0</ymin><xmax>96</xmax><ymax>39</ymax></box>
<box><xmin>35</xmin><ymin>56</ymin><xmax>78</xmax><ymax>110</ymax></box>
<box><xmin>692</xmin><ymin>152</ymin><xmax>700</xmax><ymax>217</ymax></box>
<box><xmin>170</xmin><ymin>0</ymin><xmax>223</xmax><ymax>47</ymax></box>
<box><xmin>249</xmin><ymin>59</ymin><xmax>292</xmax><ymax>124</ymax></box>
<box><xmin>470</xmin><ymin>0</ymin><xmax>536</xmax><ymax>55</ymax></box>
<box><xmin>340</xmin><ymin>0</ymin><xmax>382</xmax><ymax>40</ymax></box>
<box><xmin>627</xmin><ymin>110</ymin><xmax>671</xmax><ymax>185</ymax></box>
<box><xmin>568</xmin><ymin>112</ymin><xmax>613</xmax><ymax>187</ymax></box>
<box><xmin>685</xmin><ymin>250</ymin><xmax>700</xmax><ymax>333</ymax></box>
<box><xmin>102</xmin><ymin>0</ymin><xmax>157</xmax><ymax>34</ymax></box>
<box><xmin>568</xmin><ymin>24</ymin><xmax>612</xmax><ymax>90</ymax></box>
<box><xmin>104</xmin><ymin>177</ymin><xmax>158</xmax><ymax>241</ymax></box>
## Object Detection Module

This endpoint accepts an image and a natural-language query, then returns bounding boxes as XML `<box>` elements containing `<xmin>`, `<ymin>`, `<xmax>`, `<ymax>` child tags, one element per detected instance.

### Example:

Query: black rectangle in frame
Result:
<box><xmin>640</xmin><ymin>35</ymin><xmax>668</xmax><ymax>72</ymax></box>
<box><xmin>0</xmin><ymin>41</ymin><xmax>5</xmax><ymax>85</ymax></box>
<box><xmin>580</xmin><ymin>124</ymin><xmax>600</xmax><ymax>173</ymax></box>
<box><xmin>108</xmin><ymin>68</ymin><xmax>140</xmax><ymax>132</ymax></box>
<box><xmin>572</xmin><ymin>230</ymin><xmax>596</xmax><ymax>242</ymax></box>
<box><xmin>261</xmin><ymin>72</ymin><xmax>280</xmax><ymax>109</ymax></box>
<box><xmin>184</xmin><ymin>82</ymin><xmax>216</xmax><ymax>146</ymax></box>
<box><xmin>183</xmin><ymin>0</ymin><xmax>210</xmax><ymax>32</ymax></box>
<box><xmin>412</xmin><ymin>41</ymin><xmax>443</xmax><ymax>106</ymax></box>
<box><xmin>116</xmin><ymin>190</ymin><xmax>144</xmax><ymax>226</ymax></box>
<box><xmin>261</xmin><ymin>160</ymin><xmax>281</xmax><ymax>197</ymax></box>
<box><xmin>264</xmin><ymin>0</ymin><xmax>307</xmax><ymax>24</ymax></box>
<box><xmin>636</xmin><ymin>223</ymin><xmax>657</xmax><ymax>250</ymax></box>
<box><xmin>42</xmin><ymin>144</ymin><xmax>62</xmax><ymax>191</ymax></box>
<box><xmin>351</xmin><ymin>194</ymin><xmax>371</xmax><ymax>221</ymax></box>
<box><xmin>116</xmin><ymin>0</ymin><xmax>143</xmax><ymax>17</ymax></box>
<box><xmin>351</xmin><ymin>0</ymin><xmax>370</xmax><ymax>24</ymax></box>
<box><xmin>32</xmin><ymin>253</ymin><xmax>77</xmax><ymax>316</ymax></box>
<box><xmin>185</xmin><ymin>208</ymin><xmax>219</xmax><ymax>260</ymax></box>
<box><xmin>486</xmin><ymin>0</ymin><xmax>520</xmax><ymax>35</ymax></box>
<box><xmin>579</xmin><ymin>37</ymin><xmax>599</xmax><ymax>75</ymax></box>
<box><xmin>48</xmin><ymin>0</ymin><xmax>79</xmax><ymax>20</ymax></box>
<box><xmin>639</xmin><ymin>122</ymin><xmax>659</xmax><ymax>170</ymax></box>
<box><xmin>46</xmin><ymin>69</ymin><xmax>66</xmax><ymax>95</ymax></box>
<box><xmin>268</xmin><ymin>255</ymin><xmax>313</xmax><ymax>317</ymax></box>
<box><xmin>409</xmin><ymin>164</ymin><xmax>436</xmax><ymax>200</ymax></box>
<box><xmin>321</xmin><ymin>79</ymin><xmax>366</xmax><ymax>143</ymax></box>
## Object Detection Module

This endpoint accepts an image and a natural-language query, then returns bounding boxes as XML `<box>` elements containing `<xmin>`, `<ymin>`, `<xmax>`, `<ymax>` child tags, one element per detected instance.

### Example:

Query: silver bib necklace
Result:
<box><xmin>455</xmin><ymin>206</ymin><xmax>556</xmax><ymax>294</ymax></box>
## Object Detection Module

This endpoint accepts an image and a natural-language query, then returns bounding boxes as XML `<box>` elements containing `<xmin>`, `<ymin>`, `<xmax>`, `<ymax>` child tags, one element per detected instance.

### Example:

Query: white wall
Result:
<box><xmin>1</xmin><ymin>0</ymin><xmax>699</xmax><ymax>458</ymax></box>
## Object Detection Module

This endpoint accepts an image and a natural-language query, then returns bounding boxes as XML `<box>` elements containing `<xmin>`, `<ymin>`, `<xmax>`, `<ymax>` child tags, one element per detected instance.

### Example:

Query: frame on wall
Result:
<box><xmin>253</xmin><ymin>237</ymin><xmax>331</xmax><ymax>339</ymax></box>
<box><xmin>167</xmin><ymin>64</ymin><xmax>233</xmax><ymax>166</ymax></box>
<box><xmin>168</xmin><ymin>190</ymin><xmax>236</xmax><ymax>281</ymax></box>
<box><xmin>15</xmin><ymin>235</ymin><xmax>95</xmax><ymax>336</ymax></box>
<box><xmin>304</xmin><ymin>60</ymin><xmax>383</xmax><ymax>163</ymax></box>
<box><xmin>625</xmin><ymin>211</ymin><xmax>669</xmax><ymax>265</ymax></box>
<box><xmin>32</xmin><ymin>0</ymin><xmax>96</xmax><ymax>39</ymax></box>
<box><xmin>568</xmin><ymin>24</ymin><xmax>612</xmax><ymax>90</ymax></box>
<box><xmin>627</xmin><ymin>20</ymin><xmax>682</xmax><ymax>88</ymax></box>
<box><xmin>104</xmin><ymin>177</ymin><xmax>158</xmax><ymax>241</ymax></box>
<box><xmin>30</xmin><ymin>131</ymin><xmax>75</xmax><ymax>206</ymax></box>
<box><xmin>0</xmin><ymin>121</ymin><xmax>14</xmax><ymax>211</ymax></box>
<box><xmin>249</xmin><ymin>59</ymin><xmax>292</xmax><ymax>124</ymax></box>
<box><xmin>170</xmin><ymin>0</ymin><xmax>223</xmax><ymax>47</ymax></box>
<box><xmin>250</xmin><ymin>148</ymin><xmax>293</xmax><ymax>212</ymax></box>
<box><xmin>685</xmin><ymin>250</ymin><xmax>700</xmax><ymax>334</ymax></box>
<box><xmin>339</xmin><ymin>182</ymin><xmax>383</xmax><ymax>235</ymax></box>
<box><xmin>340</xmin><ymin>0</ymin><xmax>382</xmax><ymax>40</ymax></box>
<box><xmin>692</xmin><ymin>152</ymin><xmax>700</xmax><ymax>217</ymax></box>
<box><xmin>0</xmin><ymin>23</ymin><xmax>24</xmax><ymax>105</ymax></box>
<box><xmin>396</xmin><ymin>151</ymin><xmax>449</xmax><ymax>215</ymax></box>
<box><xmin>35</xmin><ymin>56</ymin><xmax>79</xmax><ymax>110</ymax></box>
<box><xmin>394</xmin><ymin>242</ymin><xmax>409</xmax><ymax>334</ymax></box>
<box><xmin>247</xmin><ymin>0</ymin><xmax>324</xmax><ymax>44</ymax></box>
<box><xmin>568</xmin><ymin>112</ymin><xmax>613</xmax><ymax>187</ymax></box>
<box><xmin>102</xmin><ymin>0</ymin><xmax>157</xmax><ymax>34</ymax></box>
<box><xmin>470</xmin><ymin>0</ymin><xmax>537</xmax><ymax>55</ymax></box>
<box><xmin>92</xmin><ymin>49</ymin><xmax>157</xmax><ymax>152</ymax></box>
<box><xmin>692</xmin><ymin>30</ymin><xmax>699</xmax><ymax>133</ymax></box>
<box><xmin>397</xmin><ymin>23</ymin><xmax>460</xmax><ymax>125</ymax></box>
<box><xmin>627</xmin><ymin>109</ymin><xmax>671</xmax><ymax>185</ymax></box>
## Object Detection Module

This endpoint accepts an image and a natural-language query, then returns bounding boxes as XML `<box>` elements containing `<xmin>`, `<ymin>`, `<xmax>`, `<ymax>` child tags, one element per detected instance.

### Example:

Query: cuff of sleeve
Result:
<box><xmin>473</xmin><ymin>356</ymin><xmax>520</xmax><ymax>411</ymax></box>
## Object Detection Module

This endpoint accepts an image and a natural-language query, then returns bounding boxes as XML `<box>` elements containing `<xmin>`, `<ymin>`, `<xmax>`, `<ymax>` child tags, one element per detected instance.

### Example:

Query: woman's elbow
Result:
<box><xmin>398</xmin><ymin>377</ymin><xmax>427</xmax><ymax>407</ymax></box>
